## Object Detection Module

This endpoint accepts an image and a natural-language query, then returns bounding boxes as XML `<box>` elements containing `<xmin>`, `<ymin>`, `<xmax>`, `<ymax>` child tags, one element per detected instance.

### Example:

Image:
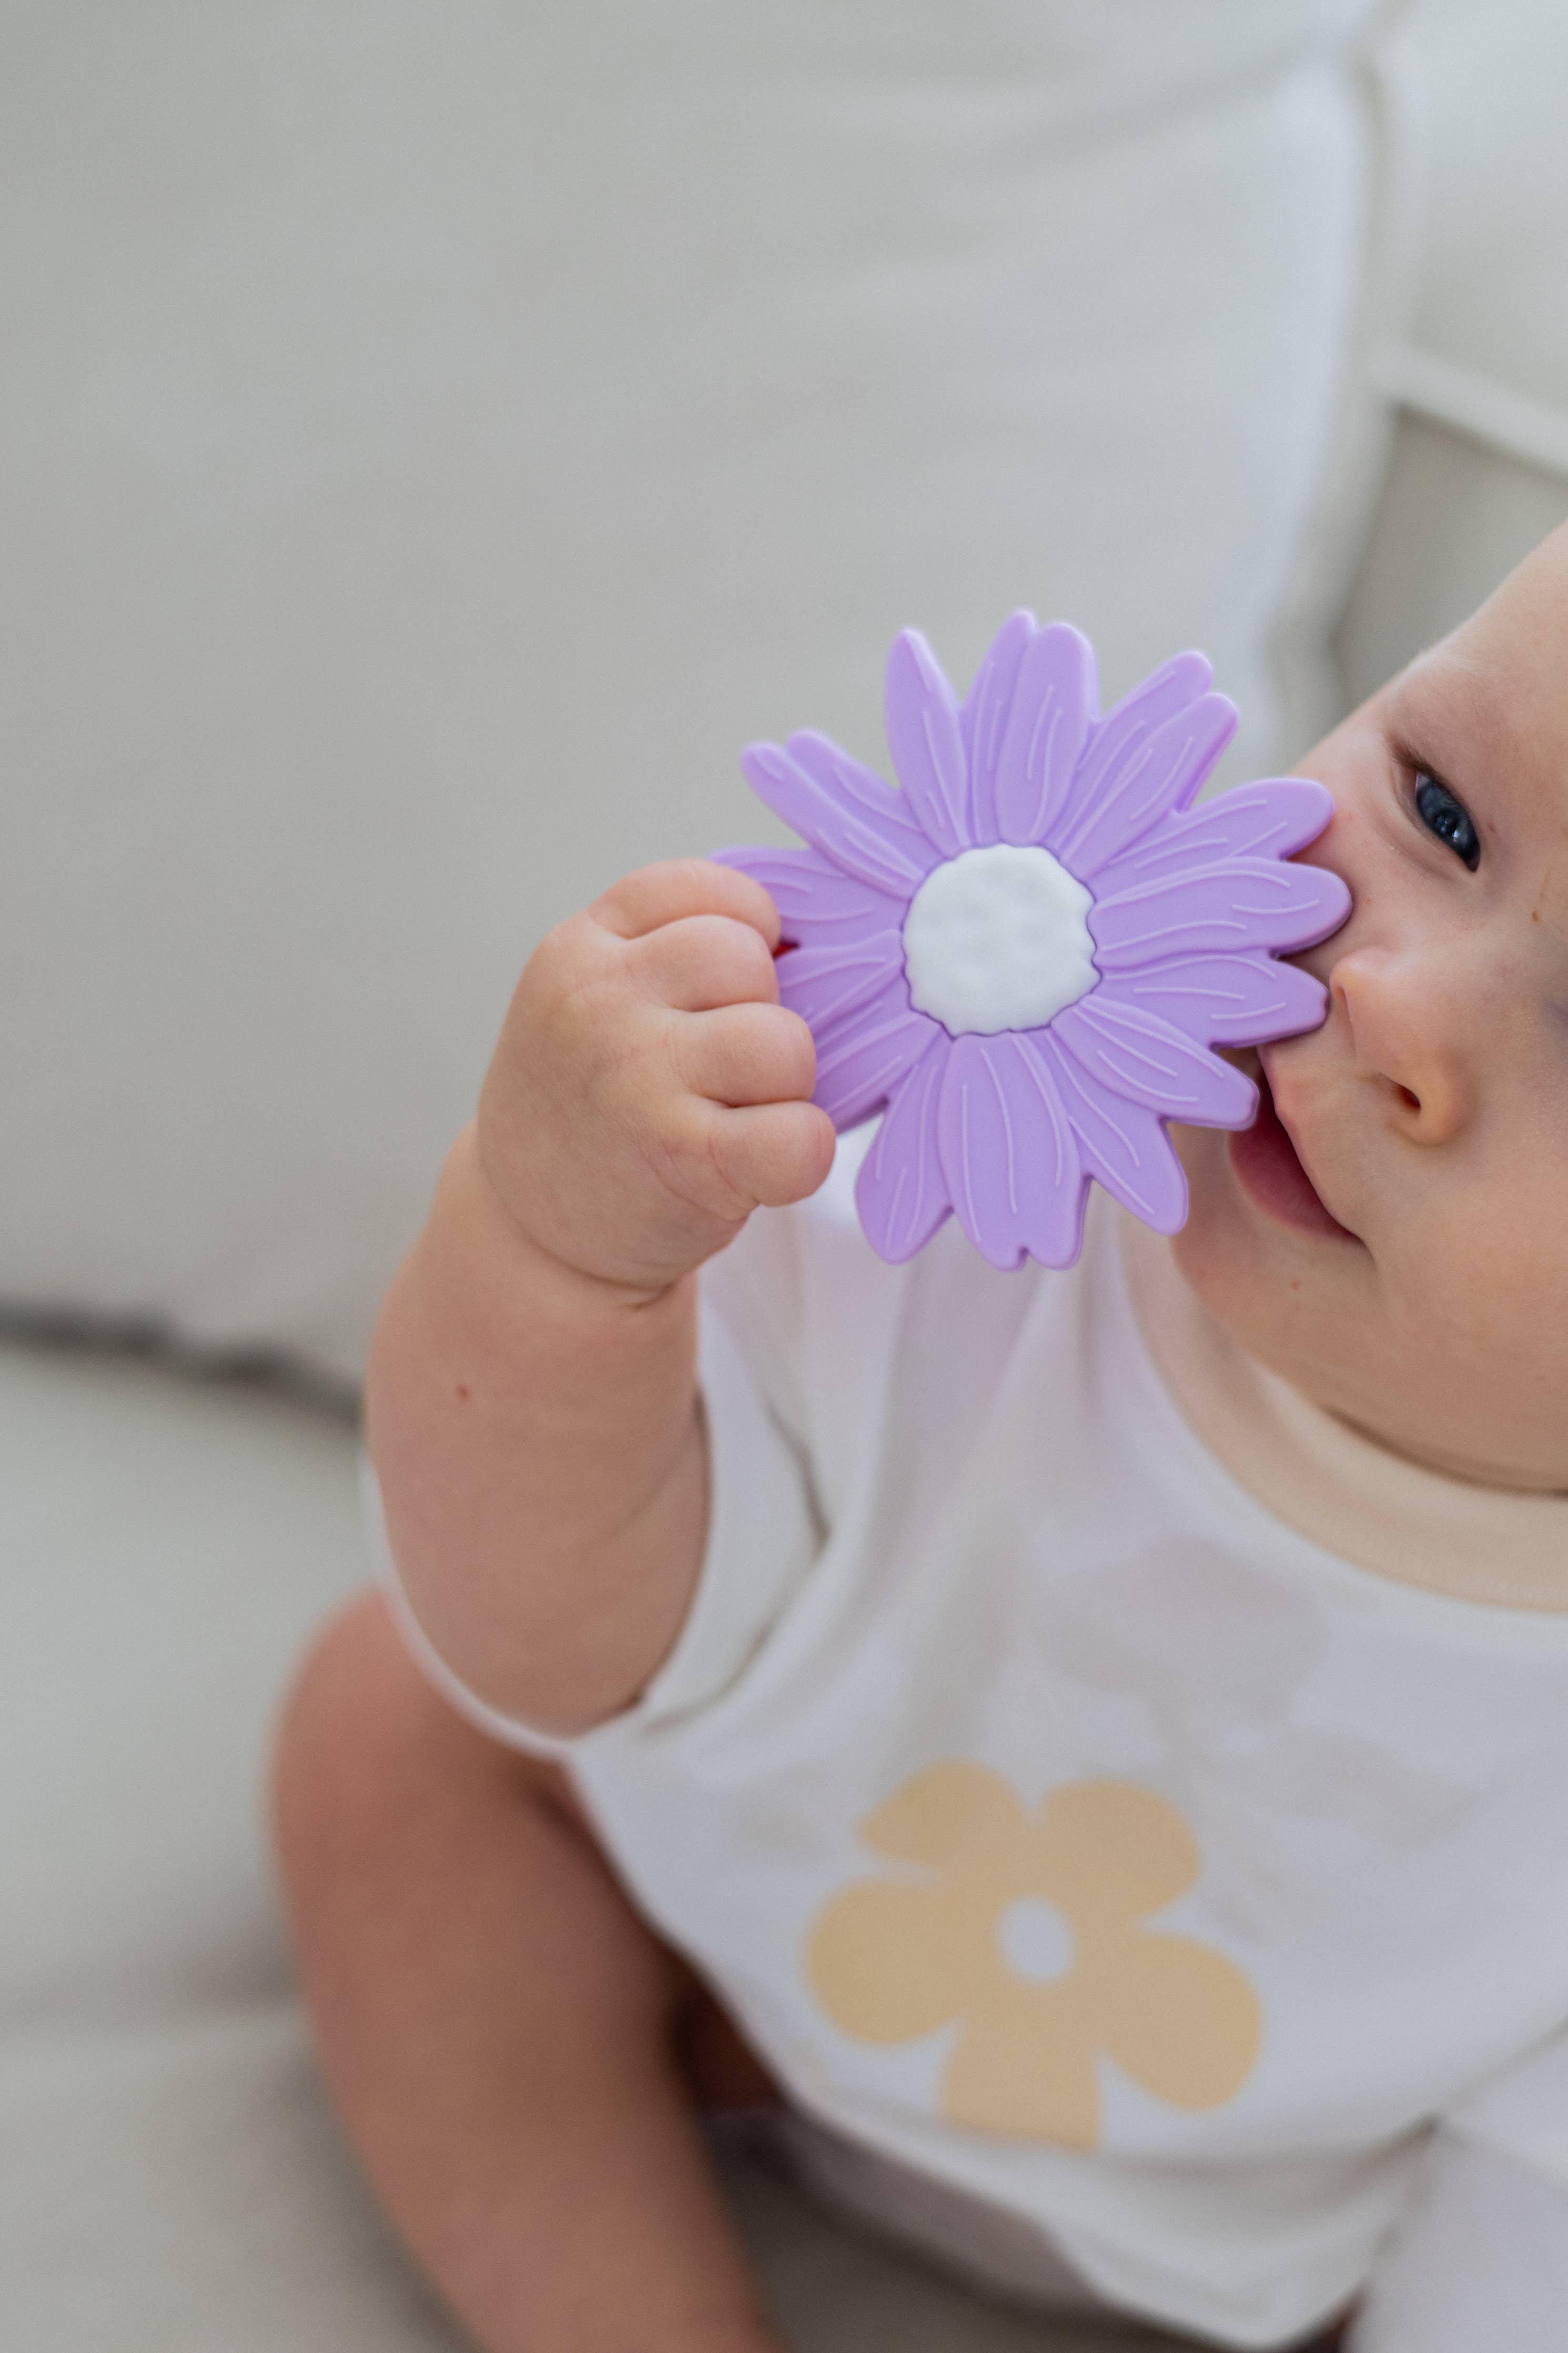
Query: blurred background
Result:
<box><xmin>4</xmin><ymin>4</ymin><xmax>1567</xmax><ymax>2346</ymax></box>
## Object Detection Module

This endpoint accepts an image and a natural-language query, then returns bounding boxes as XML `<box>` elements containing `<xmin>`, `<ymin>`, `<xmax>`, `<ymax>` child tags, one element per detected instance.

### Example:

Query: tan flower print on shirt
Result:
<box><xmin>805</xmin><ymin>1762</ymin><xmax>1260</xmax><ymax>2147</ymax></box>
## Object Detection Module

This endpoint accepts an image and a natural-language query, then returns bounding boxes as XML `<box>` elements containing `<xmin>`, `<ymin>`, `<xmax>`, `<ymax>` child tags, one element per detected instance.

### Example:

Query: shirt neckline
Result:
<box><xmin>1114</xmin><ymin>1208</ymin><xmax>1568</xmax><ymax>1615</ymax></box>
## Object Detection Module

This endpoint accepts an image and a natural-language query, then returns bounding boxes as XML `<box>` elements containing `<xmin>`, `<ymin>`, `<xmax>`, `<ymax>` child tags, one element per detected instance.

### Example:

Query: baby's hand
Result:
<box><xmin>478</xmin><ymin>859</ymin><xmax>836</xmax><ymax>1293</ymax></box>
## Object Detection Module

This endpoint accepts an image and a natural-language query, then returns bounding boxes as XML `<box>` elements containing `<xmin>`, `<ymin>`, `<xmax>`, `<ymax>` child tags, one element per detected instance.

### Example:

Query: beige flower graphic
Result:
<box><xmin>805</xmin><ymin>1763</ymin><xmax>1260</xmax><ymax>2147</ymax></box>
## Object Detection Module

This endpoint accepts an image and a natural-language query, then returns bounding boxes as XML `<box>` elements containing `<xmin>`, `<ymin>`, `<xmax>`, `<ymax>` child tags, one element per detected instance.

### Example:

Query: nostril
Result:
<box><xmin>1395</xmin><ymin>1085</ymin><xmax>1420</xmax><ymax>1113</ymax></box>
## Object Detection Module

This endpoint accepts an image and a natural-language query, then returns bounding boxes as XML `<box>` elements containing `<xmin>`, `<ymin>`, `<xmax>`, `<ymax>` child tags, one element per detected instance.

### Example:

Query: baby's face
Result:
<box><xmin>1174</xmin><ymin>521</ymin><xmax>1568</xmax><ymax>1489</ymax></box>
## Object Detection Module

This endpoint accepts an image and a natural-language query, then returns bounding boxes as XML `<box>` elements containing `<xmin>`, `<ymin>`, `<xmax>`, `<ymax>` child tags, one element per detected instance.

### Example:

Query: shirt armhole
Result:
<box><xmin>363</xmin><ymin>1294</ymin><xmax>822</xmax><ymax>1756</ymax></box>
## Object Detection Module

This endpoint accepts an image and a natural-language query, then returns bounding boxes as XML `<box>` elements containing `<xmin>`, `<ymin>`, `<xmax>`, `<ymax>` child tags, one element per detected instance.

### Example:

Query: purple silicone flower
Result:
<box><xmin>717</xmin><ymin>615</ymin><xmax>1350</xmax><ymax>1270</ymax></box>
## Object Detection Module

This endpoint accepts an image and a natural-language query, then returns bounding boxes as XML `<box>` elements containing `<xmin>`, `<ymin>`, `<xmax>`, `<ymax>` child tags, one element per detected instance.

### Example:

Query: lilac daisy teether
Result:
<box><xmin>715</xmin><ymin>615</ymin><xmax>1350</xmax><ymax>1270</ymax></box>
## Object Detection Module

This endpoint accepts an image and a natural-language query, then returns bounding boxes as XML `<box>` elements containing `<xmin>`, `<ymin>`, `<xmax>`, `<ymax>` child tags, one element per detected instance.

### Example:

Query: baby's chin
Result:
<box><xmin>1169</xmin><ymin>1119</ymin><xmax>1567</xmax><ymax>1489</ymax></box>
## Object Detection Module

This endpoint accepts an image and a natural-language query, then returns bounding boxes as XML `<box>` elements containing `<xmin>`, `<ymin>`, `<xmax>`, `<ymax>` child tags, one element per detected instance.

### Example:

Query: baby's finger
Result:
<box><xmin>592</xmin><ymin>858</ymin><xmax>781</xmax><ymax>948</ymax></box>
<box><xmin>626</xmin><ymin>914</ymin><xmax>780</xmax><ymax>1012</ymax></box>
<box><xmin>674</xmin><ymin>1001</ymin><xmax>816</xmax><ymax>1107</ymax></box>
<box><xmin>706</xmin><ymin>1099</ymin><xmax>837</xmax><ymax>1210</ymax></box>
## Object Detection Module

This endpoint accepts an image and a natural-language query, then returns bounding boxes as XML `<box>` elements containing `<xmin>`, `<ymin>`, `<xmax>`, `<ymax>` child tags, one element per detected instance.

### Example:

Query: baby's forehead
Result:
<box><xmin>1390</xmin><ymin>629</ymin><xmax>1568</xmax><ymax>837</ymax></box>
<box><xmin>1430</xmin><ymin>538</ymin><xmax>1568</xmax><ymax>772</ymax></box>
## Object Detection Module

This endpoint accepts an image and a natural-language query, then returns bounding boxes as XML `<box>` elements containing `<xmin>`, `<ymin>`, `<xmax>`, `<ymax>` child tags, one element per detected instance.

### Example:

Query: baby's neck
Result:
<box><xmin>1118</xmin><ymin>1213</ymin><xmax>1568</xmax><ymax>1613</ymax></box>
<box><xmin>1309</xmin><ymin>1397</ymin><xmax>1562</xmax><ymax>1493</ymax></box>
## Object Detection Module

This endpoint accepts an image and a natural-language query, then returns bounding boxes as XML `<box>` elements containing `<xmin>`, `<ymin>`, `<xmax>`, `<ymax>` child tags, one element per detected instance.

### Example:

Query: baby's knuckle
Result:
<box><xmin>756</xmin><ymin>1111</ymin><xmax>820</xmax><ymax>1202</ymax></box>
<box><xmin>763</xmin><ymin>1005</ymin><xmax>818</xmax><ymax>1095</ymax></box>
<box><xmin>653</xmin><ymin>1005</ymin><xmax>703</xmax><ymax>1095</ymax></box>
<box><xmin>522</xmin><ymin>918</ymin><xmax>612</xmax><ymax>1029</ymax></box>
<box><xmin>699</xmin><ymin>1116</ymin><xmax>760</xmax><ymax>1214</ymax></box>
<box><xmin>598</xmin><ymin>1008</ymin><xmax>673</xmax><ymax>1119</ymax></box>
<box><xmin>676</xmin><ymin>853</ymin><xmax>727</xmax><ymax>898</ymax></box>
<box><xmin>649</xmin><ymin>1101</ymin><xmax>744</xmax><ymax>1222</ymax></box>
<box><xmin>731</xmin><ymin>917</ymin><xmax>782</xmax><ymax>989</ymax></box>
<box><xmin>534</xmin><ymin>907</ymin><xmax>600</xmax><ymax>980</ymax></box>
<box><xmin>542</xmin><ymin>964</ymin><xmax>619</xmax><ymax>1069</ymax></box>
<box><xmin>704</xmin><ymin>857</ymin><xmax>781</xmax><ymax>933</ymax></box>
<box><xmin>592</xmin><ymin>861</ymin><xmax>665</xmax><ymax>918</ymax></box>
<box><xmin>699</xmin><ymin>917</ymin><xmax>777</xmax><ymax>1001</ymax></box>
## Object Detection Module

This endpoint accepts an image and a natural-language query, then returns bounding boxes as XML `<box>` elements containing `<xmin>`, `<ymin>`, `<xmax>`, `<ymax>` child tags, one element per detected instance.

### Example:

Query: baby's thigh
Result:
<box><xmin>271</xmin><ymin>1585</ymin><xmax>777</xmax><ymax>2106</ymax></box>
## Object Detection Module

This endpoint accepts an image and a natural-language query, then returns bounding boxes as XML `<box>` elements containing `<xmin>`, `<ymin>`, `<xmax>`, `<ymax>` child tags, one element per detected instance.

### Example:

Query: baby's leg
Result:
<box><xmin>272</xmin><ymin>1590</ymin><xmax>784</xmax><ymax>2353</ymax></box>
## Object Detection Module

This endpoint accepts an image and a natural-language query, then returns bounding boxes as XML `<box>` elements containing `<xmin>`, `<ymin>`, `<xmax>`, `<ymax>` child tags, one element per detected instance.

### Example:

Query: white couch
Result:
<box><xmin>6</xmin><ymin>4</ymin><xmax>1568</xmax><ymax>2344</ymax></box>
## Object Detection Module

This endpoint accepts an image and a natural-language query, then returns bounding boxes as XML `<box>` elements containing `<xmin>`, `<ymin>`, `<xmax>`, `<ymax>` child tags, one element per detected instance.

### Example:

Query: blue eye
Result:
<box><xmin>1414</xmin><ymin>775</ymin><xmax>1480</xmax><ymax>871</ymax></box>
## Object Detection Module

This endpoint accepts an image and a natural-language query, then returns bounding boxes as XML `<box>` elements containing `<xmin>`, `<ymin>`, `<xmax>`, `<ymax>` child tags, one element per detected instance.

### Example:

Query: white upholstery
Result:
<box><xmin>0</xmin><ymin>1342</ymin><xmax>1168</xmax><ymax>2346</ymax></box>
<box><xmin>3</xmin><ymin>0</ymin><xmax>1390</xmax><ymax>1383</ymax></box>
<box><xmin>1337</xmin><ymin>0</ymin><xmax>1568</xmax><ymax>700</ymax></box>
<box><xmin>7</xmin><ymin>1</ymin><xmax>1568</xmax><ymax>2344</ymax></box>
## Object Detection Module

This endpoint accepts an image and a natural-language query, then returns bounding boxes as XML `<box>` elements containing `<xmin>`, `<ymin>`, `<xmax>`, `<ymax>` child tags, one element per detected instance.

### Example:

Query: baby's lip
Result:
<box><xmin>1230</xmin><ymin>1050</ymin><xmax>1361</xmax><ymax>1244</ymax></box>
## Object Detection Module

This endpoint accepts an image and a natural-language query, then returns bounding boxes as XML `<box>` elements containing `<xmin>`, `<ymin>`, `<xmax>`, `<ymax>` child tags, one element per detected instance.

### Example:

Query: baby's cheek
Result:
<box><xmin>1385</xmin><ymin>1178</ymin><xmax>1568</xmax><ymax>1440</ymax></box>
<box><xmin>1165</xmin><ymin>1128</ymin><xmax>1273</xmax><ymax>1319</ymax></box>
<box><xmin>1170</xmin><ymin>1120</ymin><xmax>1273</xmax><ymax>1241</ymax></box>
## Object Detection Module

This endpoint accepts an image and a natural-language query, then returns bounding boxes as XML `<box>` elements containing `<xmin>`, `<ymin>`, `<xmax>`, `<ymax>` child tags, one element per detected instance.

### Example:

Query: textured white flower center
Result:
<box><xmin>996</xmin><ymin>1895</ymin><xmax>1076</xmax><ymax>1985</ymax></box>
<box><xmin>901</xmin><ymin>844</ymin><xmax>1097</xmax><ymax>1037</ymax></box>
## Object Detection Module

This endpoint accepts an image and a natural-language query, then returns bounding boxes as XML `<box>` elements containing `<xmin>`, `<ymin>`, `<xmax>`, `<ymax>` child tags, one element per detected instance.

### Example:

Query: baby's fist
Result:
<box><xmin>478</xmin><ymin>859</ymin><xmax>836</xmax><ymax>1292</ymax></box>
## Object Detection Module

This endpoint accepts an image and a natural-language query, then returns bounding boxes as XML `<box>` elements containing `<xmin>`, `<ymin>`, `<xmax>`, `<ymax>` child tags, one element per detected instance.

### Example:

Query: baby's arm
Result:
<box><xmin>364</xmin><ymin>859</ymin><xmax>834</xmax><ymax>1736</ymax></box>
<box><xmin>1350</xmin><ymin>2130</ymin><xmax>1568</xmax><ymax>2351</ymax></box>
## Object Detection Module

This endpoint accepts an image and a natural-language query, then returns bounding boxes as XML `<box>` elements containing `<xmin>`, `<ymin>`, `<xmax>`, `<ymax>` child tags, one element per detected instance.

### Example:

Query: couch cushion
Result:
<box><xmin>0</xmin><ymin>2004</ymin><xmax>1175</xmax><ymax>2351</ymax></box>
<box><xmin>0</xmin><ymin>1340</ymin><xmax>1179</xmax><ymax>2347</ymax></box>
<box><xmin>0</xmin><ymin>2007</ymin><xmax>462</xmax><ymax>2352</ymax></box>
<box><xmin>1336</xmin><ymin>0</ymin><xmax>1568</xmax><ymax>702</ymax></box>
<box><xmin>0</xmin><ymin>1339</ymin><xmax>361</xmax><ymax>2030</ymax></box>
<box><xmin>0</xmin><ymin>0</ymin><xmax>1385</xmax><ymax>1381</ymax></box>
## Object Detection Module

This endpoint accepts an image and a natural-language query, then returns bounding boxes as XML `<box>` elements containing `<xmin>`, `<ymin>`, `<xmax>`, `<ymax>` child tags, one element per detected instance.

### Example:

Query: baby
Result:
<box><xmin>274</xmin><ymin>522</ymin><xmax>1568</xmax><ymax>2353</ymax></box>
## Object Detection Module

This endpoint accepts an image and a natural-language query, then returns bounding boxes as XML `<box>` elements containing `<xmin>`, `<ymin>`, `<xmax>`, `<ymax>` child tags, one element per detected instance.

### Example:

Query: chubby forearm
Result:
<box><xmin>364</xmin><ymin>858</ymin><xmax>829</xmax><ymax>1735</ymax></box>
<box><xmin>364</xmin><ymin>1125</ymin><xmax>708</xmax><ymax>1734</ymax></box>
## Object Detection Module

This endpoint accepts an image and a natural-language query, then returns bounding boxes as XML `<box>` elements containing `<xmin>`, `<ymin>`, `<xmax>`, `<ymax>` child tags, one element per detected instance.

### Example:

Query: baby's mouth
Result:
<box><xmin>1229</xmin><ymin>1058</ymin><xmax>1359</xmax><ymax>1243</ymax></box>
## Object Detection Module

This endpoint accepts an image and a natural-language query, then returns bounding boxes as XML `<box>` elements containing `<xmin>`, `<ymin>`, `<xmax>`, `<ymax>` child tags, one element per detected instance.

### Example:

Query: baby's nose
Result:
<box><xmin>1328</xmin><ymin>947</ymin><xmax>1473</xmax><ymax>1145</ymax></box>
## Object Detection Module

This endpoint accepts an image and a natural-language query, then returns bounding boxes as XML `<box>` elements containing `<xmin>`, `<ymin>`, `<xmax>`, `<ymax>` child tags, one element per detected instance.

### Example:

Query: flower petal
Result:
<box><xmin>806</xmin><ymin>1878</ymin><xmax>973</xmax><ymax>2044</ymax></box>
<box><xmin>992</xmin><ymin>622</ymin><xmax>1097</xmax><ymax>848</ymax></box>
<box><xmin>1089</xmin><ymin>860</ymin><xmax>1352</xmax><ymax>969</ymax></box>
<box><xmin>710</xmin><ymin>845</ymin><xmax>908</xmax><ymax>950</ymax></box>
<box><xmin>942</xmin><ymin>2007</ymin><xmax>1099</xmax><ymax>2147</ymax></box>
<box><xmin>1109</xmin><ymin>953</ymin><xmax>1329</xmax><ymax>1048</ymax></box>
<box><xmin>1053</xmin><ymin>996</ymin><xmax>1257</xmax><ymax>1130</ymax></box>
<box><xmin>1046</xmin><ymin>651</ymin><xmax>1211</xmax><ymax>873</ymax></box>
<box><xmin>855</xmin><ymin>1039</ymin><xmax>952</xmax><ymax>1262</ymax></box>
<box><xmin>775</xmin><ymin>930</ymin><xmax>906</xmax><ymax>1033</ymax></box>
<box><xmin>741</xmin><ymin>735</ymin><xmax>939</xmax><ymax>897</ymax></box>
<box><xmin>884</xmin><ymin>630</ymin><xmax>971</xmax><ymax>857</ymax></box>
<box><xmin>1084</xmin><ymin>1929</ymin><xmax>1261</xmax><ymax>2113</ymax></box>
<box><xmin>960</xmin><ymin>609</ymin><xmax>1034</xmax><ymax>847</ymax></box>
<box><xmin>1034</xmin><ymin>1037</ymin><xmax>1189</xmax><ymax>1231</ymax></box>
<box><xmin>936</xmin><ymin>1033</ymin><xmax>1088</xmax><ymax>1271</ymax></box>
<box><xmin>1090</xmin><ymin>777</ymin><xmax>1334</xmax><ymax>898</ymax></box>
<box><xmin>1055</xmin><ymin>691</ymin><xmax>1237</xmax><ymax>880</ymax></box>
<box><xmin>858</xmin><ymin>1759</ymin><xmax>1028</xmax><ymax>1870</ymax></box>
<box><xmin>1028</xmin><ymin>1779</ymin><xmax>1199</xmax><ymax>1925</ymax></box>
<box><xmin>1064</xmin><ymin>649</ymin><xmax>1210</xmax><ymax>798</ymax></box>
<box><xmin>810</xmin><ymin>977</ymin><xmax>939</xmax><ymax>1130</ymax></box>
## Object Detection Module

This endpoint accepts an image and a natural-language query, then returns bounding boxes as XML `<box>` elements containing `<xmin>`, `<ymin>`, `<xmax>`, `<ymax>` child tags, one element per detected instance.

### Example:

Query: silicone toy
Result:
<box><xmin>716</xmin><ymin>614</ymin><xmax>1350</xmax><ymax>1271</ymax></box>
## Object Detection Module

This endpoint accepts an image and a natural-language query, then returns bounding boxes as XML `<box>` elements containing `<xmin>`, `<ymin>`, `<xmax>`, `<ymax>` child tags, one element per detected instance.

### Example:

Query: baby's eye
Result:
<box><xmin>1413</xmin><ymin>774</ymin><xmax>1480</xmax><ymax>871</ymax></box>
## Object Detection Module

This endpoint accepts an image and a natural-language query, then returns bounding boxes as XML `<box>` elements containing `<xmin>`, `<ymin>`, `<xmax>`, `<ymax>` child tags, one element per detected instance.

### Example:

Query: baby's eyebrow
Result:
<box><xmin>1383</xmin><ymin>655</ymin><xmax>1505</xmax><ymax>804</ymax></box>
